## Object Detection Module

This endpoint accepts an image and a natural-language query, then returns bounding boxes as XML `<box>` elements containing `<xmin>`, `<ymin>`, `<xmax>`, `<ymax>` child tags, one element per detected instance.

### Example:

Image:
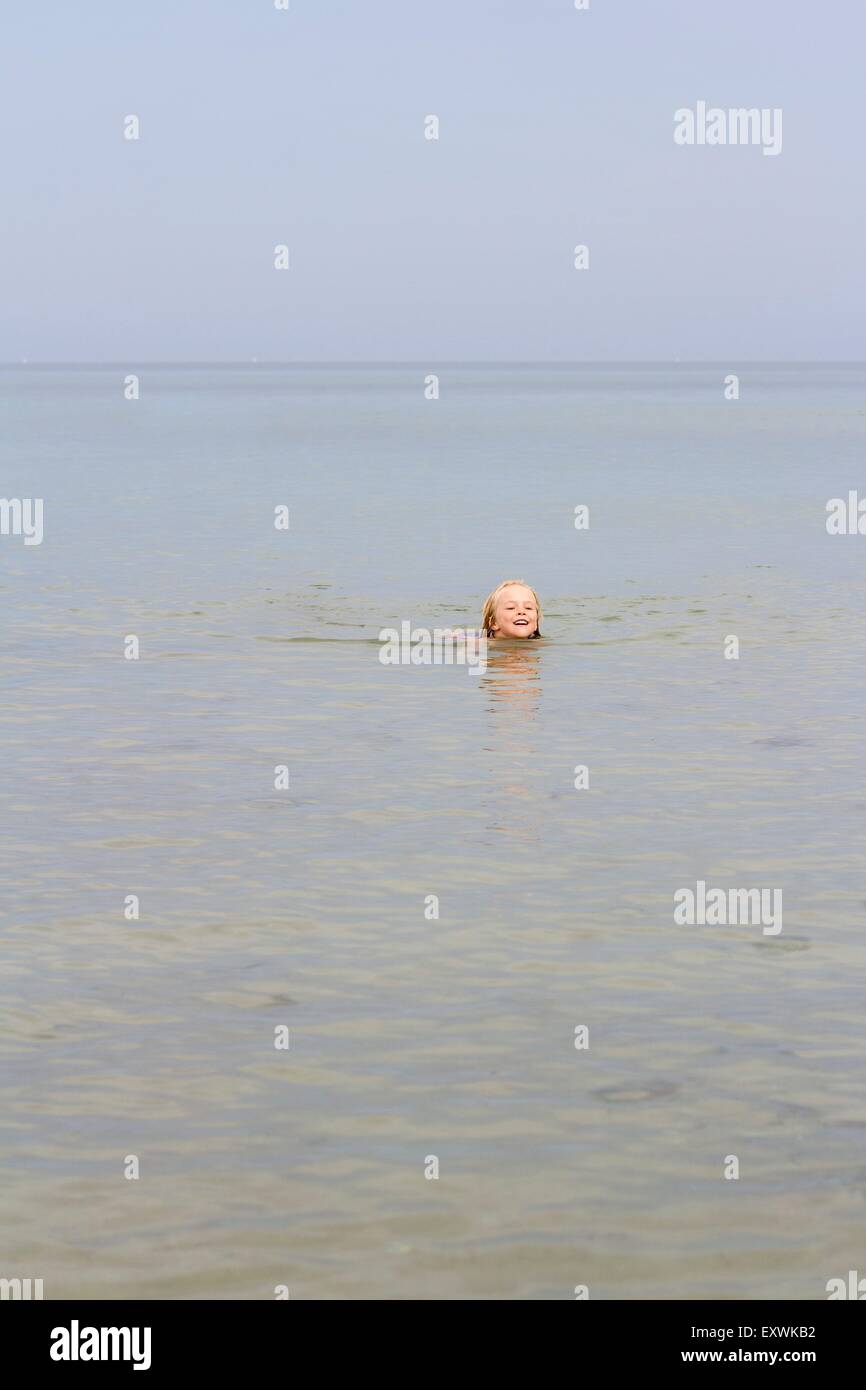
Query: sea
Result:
<box><xmin>1</xmin><ymin>362</ymin><xmax>865</xmax><ymax>1298</ymax></box>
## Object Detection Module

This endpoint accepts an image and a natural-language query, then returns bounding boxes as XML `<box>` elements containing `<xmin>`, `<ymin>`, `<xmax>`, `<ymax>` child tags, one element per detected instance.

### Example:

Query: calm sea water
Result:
<box><xmin>2</xmin><ymin>364</ymin><xmax>865</xmax><ymax>1299</ymax></box>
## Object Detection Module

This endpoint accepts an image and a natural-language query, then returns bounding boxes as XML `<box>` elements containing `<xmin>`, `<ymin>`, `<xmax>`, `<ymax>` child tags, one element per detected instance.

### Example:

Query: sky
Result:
<box><xmin>2</xmin><ymin>0</ymin><xmax>863</xmax><ymax>361</ymax></box>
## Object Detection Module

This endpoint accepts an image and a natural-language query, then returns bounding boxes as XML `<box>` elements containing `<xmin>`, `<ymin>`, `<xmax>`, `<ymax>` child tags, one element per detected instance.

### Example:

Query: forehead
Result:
<box><xmin>497</xmin><ymin>585</ymin><xmax>535</xmax><ymax>605</ymax></box>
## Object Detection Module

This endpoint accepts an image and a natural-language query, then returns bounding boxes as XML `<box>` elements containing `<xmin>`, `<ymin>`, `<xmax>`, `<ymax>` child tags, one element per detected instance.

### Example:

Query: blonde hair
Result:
<box><xmin>481</xmin><ymin>579</ymin><xmax>542</xmax><ymax>637</ymax></box>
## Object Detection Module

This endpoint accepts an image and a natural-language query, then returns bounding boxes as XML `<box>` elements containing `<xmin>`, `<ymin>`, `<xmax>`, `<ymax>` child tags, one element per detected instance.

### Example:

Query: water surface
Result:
<box><xmin>2</xmin><ymin>364</ymin><xmax>865</xmax><ymax>1298</ymax></box>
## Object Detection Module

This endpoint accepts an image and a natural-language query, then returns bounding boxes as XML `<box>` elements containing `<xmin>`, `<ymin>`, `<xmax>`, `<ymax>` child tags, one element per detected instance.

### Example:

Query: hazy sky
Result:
<box><xmin>3</xmin><ymin>0</ymin><xmax>863</xmax><ymax>361</ymax></box>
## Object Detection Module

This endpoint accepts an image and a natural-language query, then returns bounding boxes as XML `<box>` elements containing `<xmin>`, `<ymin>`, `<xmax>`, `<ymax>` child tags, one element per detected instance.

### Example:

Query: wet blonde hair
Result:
<box><xmin>481</xmin><ymin>579</ymin><xmax>542</xmax><ymax>638</ymax></box>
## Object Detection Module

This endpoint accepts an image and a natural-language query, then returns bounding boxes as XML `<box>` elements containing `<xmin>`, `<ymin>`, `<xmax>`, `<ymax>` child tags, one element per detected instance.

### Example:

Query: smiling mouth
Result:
<box><xmin>513</xmin><ymin>619</ymin><xmax>529</xmax><ymax>626</ymax></box>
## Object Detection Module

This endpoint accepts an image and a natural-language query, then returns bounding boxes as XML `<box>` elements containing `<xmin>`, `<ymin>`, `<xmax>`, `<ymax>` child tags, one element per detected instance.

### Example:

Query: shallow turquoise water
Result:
<box><xmin>1</xmin><ymin>364</ymin><xmax>865</xmax><ymax>1298</ymax></box>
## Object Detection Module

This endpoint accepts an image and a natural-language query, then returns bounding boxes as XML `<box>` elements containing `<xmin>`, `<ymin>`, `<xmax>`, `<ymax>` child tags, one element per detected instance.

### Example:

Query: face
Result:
<box><xmin>490</xmin><ymin>584</ymin><xmax>538</xmax><ymax>638</ymax></box>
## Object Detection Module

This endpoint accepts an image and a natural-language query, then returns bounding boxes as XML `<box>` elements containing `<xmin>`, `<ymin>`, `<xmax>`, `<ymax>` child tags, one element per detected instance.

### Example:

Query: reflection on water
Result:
<box><xmin>480</xmin><ymin>639</ymin><xmax>544</xmax><ymax>718</ymax></box>
<box><xmin>481</xmin><ymin>642</ymin><xmax>544</xmax><ymax>836</ymax></box>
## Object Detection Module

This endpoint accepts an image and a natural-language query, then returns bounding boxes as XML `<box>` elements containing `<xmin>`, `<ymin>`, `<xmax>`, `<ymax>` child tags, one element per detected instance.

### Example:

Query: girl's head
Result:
<box><xmin>481</xmin><ymin>580</ymin><xmax>542</xmax><ymax>639</ymax></box>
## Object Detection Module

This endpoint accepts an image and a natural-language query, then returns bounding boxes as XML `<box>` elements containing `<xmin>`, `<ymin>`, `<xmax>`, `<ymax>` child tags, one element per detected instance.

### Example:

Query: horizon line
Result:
<box><xmin>3</xmin><ymin>359</ymin><xmax>866</xmax><ymax>368</ymax></box>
